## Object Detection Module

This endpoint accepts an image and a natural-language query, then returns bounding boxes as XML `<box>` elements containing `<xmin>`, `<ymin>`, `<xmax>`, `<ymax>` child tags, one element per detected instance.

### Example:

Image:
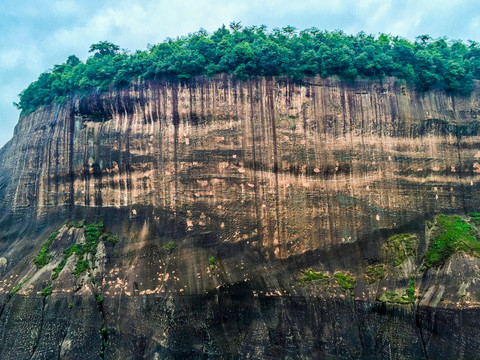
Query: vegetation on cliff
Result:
<box><xmin>16</xmin><ymin>24</ymin><xmax>480</xmax><ymax>114</ymax></box>
<box><xmin>422</xmin><ymin>214</ymin><xmax>480</xmax><ymax>269</ymax></box>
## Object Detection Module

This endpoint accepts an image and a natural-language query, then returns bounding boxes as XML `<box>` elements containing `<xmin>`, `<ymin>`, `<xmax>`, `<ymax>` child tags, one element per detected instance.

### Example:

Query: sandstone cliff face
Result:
<box><xmin>0</xmin><ymin>76</ymin><xmax>479</xmax><ymax>359</ymax></box>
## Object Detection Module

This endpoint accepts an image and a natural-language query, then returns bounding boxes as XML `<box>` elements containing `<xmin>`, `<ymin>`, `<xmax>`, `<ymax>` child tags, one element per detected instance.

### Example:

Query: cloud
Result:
<box><xmin>0</xmin><ymin>49</ymin><xmax>22</xmax><ymax>69</ymax></box>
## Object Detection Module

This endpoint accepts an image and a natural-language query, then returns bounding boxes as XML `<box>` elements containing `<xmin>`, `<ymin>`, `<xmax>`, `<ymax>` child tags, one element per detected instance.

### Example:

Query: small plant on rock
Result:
<box><xmin>365</xmin><ymin>264</ymin><xmax>386</xmax><ymax>283</ymax></box>
<box><xmin>42</xmin><ymin>285</ymin><xmax>53</xmax><ymax>297</ymax></box>
<box><xmin>209</xmin><ymin>256</ymin><xmax>216</xmax><ymax>270</ymax></box>
<box><xmin>298</xmin><ymin>269</ymin><xmax>330</xmax><ymax>285</ymax></box>
<box><xmin>335</xmin><ymin>272</ymin><xmax>355</xmax><ymax>295</ymax></box>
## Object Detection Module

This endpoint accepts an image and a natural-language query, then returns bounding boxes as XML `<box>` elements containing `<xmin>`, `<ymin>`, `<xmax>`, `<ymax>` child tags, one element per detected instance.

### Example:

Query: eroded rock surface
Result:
<box><xmin>0</xmin><ymin>76</ymin><xmax>479</xmax><ymax>359</ymax></box>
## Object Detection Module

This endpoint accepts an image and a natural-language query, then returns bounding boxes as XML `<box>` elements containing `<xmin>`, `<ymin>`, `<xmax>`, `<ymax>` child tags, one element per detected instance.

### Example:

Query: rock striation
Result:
<box><xmin>0</xmin><ymin>75</ymin><xmax>479</xmax><ymax>359</ymax></box>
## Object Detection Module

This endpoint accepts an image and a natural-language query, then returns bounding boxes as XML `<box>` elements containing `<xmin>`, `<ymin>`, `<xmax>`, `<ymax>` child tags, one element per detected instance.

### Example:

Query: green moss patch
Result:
<box><xmin>365</xmin><ymin>264</ymin><xmax>386</xmax><ymax>283</ymax></box>
<box><xmin>51</xmin><ymin>221</ymin><xmax>118</xmax><ymax>280</ymax></box>
<box><xmin>423</xmin><ymin>215</ymin><xmax>480</xmax><ymax>269</ymax></box>
<box><xmin>469</xmin><ymin>212</ymin><xmax>480</xmax><ymax>226</ymax></box>
<box><xmin>41</xmin><ymin>285</ymin><xmax>53</xmax><ymax>297</ymax></box>
<box><xmin>334</xmin><ymin>272</ymin><xmax>355</xmax><ymax>295</ymax></box>
<box><xmin>165</xmin><ymin>241</ymin><xmax>176</xmax><ymax>252</ymax></box>
<box><xmin>33</xmin><ymin>230</ymin><xmax>60</xmax><ymax>269</ymax></box>
<box><xmin>11</xmin><ymin>279</ymin><xmax>27</xmax><ymax>295</ymax></box>
<box><xmin>298</xmin><ymin>269</ymin><xmax>330</xmax><ymax>285</ymax></box>
<box><xmin>378</xmin><ymin>278</ymin><xmax>416</xmax><ymax>304</ymax></box>
<box><xmin>384</xmin><ymin>233</ymin><xmax>418</xmax><ymax>266</ymax></box>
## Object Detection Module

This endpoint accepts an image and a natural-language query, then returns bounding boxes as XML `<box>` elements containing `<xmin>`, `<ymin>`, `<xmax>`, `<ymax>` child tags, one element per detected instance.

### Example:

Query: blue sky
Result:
<box><xmin>1</xmin><ymin>0</ymin><xmax>479</xmax><ymax>147</ymax></box>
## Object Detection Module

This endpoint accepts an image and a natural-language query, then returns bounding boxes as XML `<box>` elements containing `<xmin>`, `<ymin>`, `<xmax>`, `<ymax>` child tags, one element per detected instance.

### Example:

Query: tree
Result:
<box><xmin>89</xmin><ymin>41</ymin><xmax>120</xmax><ymax>58</ymax></box>
<box><xmin>66</xmin><ymin>55</ymin><xmax>81</xmax><ymax>67</ymax></box>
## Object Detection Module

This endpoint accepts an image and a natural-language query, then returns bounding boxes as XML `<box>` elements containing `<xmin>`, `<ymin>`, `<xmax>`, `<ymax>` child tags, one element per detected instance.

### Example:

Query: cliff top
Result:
<box><xmin>16</xmin><ymin>24</ymin><xmax>480</xmax><ymax>115</ymax></box>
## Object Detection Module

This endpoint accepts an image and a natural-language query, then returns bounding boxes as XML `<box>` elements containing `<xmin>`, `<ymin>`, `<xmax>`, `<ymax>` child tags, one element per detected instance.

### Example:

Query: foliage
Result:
<box><xmin>406</xmin><ymin>278</ymin><xmax>416</xmax><ymax>302</ymax></box>
<box><xmin>298</xmin><ymin>269</ymin><xmax>329</xmax><ymax>284</ymax></box>
<box><xmin>96</xmin><ymin>295</ymin><xmax>104</xmax><ymax>305</ymax></box>
<box><xmin>384</xmin><ymin>233</ymin><xmax>418</xmax><ymax>266</ymax></box>
<box><xmin>51</xmin><ymin>221</ymin><xmax>118</xmax><ymax>280</ymax></box>
<box><xmin>42</xmin><ymin>285</ymin><xmax>53</xmax><ymax>297</ymax></box>
<box><xmin>68</xmin><ymin>302</ymin><xmax>74</xmax><ymax>309</ymax></box>
<box><xmin>11</xmin><ymin>280</ymin><xmax>27</xmax><ymax>295</ymax></box>
<box><xmin>335</xmin><ymin>272</ymin><xmax>355</xmax><ymax>294</ymax></box>
<box><xmin>365</xmin><ymin>264</ymin><xmax>385</xmax><ymax>283</ymax></box>
<box><xmin>378</xmin><ymin>291</ymin><xmax>414</xmax><ymax>304</ymax></box>
<box><xmin>16</xmin><ymin>27</ymin><xmax>480</xmax><ymax>114</ymax></box>
<box><xmin>33</xmin><ymin>230</ymin><xmax>60</xmax><ymax>269</ymax></box>
<box><xmin>422</xmin><ymin>215</ymin><xmax>480</xmax><ymax>269</ymax></box>
<box><xmin>378</xmin><ymin>278</ymin><xmax>416</xmax><ymax>304</ymax></box>
<box><xmin>74</xmin><ymin>259</ymin><xmax>90</xmax><ymax>278</ymax></box>
<box><xmin>165</xmin><ymin>241</ymin><xmax>176</xmax><ymax>252</ymax></box>
<box><xmin>468</xmin><ymin>212</ymin><xmax>480</xmax><ymax>226</ymax></box>
<box><xmin>67</xmin><ymin>220</ymin><xmax>86</xmax><ymax>229</ymax></box>
<box><xmin>101</xmin><ymin>233</ymin><xmax>119</xmax><ymax>244</ymax></box>
<box><xmin>209</xmin><ymin>256</ymin><xmax>216</xmax><ymax>271</ymax></box>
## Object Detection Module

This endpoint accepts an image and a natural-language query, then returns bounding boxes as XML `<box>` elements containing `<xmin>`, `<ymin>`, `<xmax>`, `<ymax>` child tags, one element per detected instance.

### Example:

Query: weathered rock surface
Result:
<box><xmin>0</xmin><ymin>75</ymin><xmax>479</xmax><ymax>359</ymax></box>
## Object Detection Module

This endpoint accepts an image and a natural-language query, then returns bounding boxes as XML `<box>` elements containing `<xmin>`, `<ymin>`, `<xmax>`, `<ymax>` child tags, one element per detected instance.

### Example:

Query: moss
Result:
<box><xmin>406</xmin><ymin>278</ymin><xmax>415</xmax><ymax>302</ymax></box>
<box><xmin>209</xmin><ymin>256</ymin><xmax>216</xmax><ymax>271</ymax></box>
<box><xmin>423</xmin><ymin>215</ymin><xmax>480</xmax><ymax>270</ymax></box>
<box><xmin>378</xmin><ymin>277</ymin><xmax>416</xmax><ymax>304</ymax></box>
<box><xmin>298</xmin><ymin>269</ymin><xmax>329</xmax><ymax>284</ymax></box>
<box><xmin>11</xmin><ymin>280</ymin><xmax>27</xmax><ymax>295</ymax></box>
<box><xmin>74</xmin><ymin>260</ymin><xmax>89</xmax><ymax>278</ymax></box>
<box><xmin>365</xmin><ymin>264</ymin><xmax>385</xmax><ymax>283</ymax></box>
<box><xmin>67</xmin><ymin>220</ymin><xmax>85</xmax><ymax>229</ymax></box>
<box><xmin>165</xmin><ymin>241</ymin><xmax>176</xmax><ymax>252</ymax></box>
<box><xmin>384</xmin><ymin>233</ymin><xmax>418</xmax><ymax>266</ymax></box>
<box><xmin>469</xmin><ymin>212</ymin><xmax>480</xmax><ymax>226</ymax></box>
<box><xmin>101</xmin><ymin>234</ymin><xmax>119</xmax><ymax>244</ymax></box>
<box><xmin>33</xmin><ymin>230</ymin><xmax>60</xmax><ymax>269</ymax></box>
<box><xmin>42</xmin><ymin>285</ymin><xmax>53</xmax><ymax>297</ymax></box>
<box><xmin>51</xmin><ymin>221</ymin><xmax>119</xmax><ymax>280</ymax></box>
<box><xmin>334</xmin><ymin>272</ymin><xmax>355</xmax><ymax>295</ymax></box>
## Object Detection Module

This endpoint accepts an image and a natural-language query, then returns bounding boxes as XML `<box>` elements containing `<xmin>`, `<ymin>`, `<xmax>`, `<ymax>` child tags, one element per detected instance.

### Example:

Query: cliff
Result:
<box><xmin>0</xmin><ymin>75</ymin><xmax>479</xmax><ymax>359</ymax></box>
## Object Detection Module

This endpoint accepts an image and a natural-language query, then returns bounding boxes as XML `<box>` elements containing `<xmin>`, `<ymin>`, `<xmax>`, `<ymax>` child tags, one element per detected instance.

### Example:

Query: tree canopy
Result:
<box><xmin>16</xmin><ymin>25</ymin><xmax>480</xmax><ymax>114</ymax></box>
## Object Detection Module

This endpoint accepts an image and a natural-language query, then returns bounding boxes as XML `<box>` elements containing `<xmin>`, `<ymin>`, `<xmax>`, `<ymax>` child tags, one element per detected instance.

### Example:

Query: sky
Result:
<box><xmin>1</xmin><ymin>0</ymin><xmax>479</xmax><ymax>147</ymax></box>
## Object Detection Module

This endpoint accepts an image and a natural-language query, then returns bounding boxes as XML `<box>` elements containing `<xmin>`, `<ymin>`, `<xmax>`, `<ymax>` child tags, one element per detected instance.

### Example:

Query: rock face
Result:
<box><xmin>0</xmin><ymin>75</ymin><xmax>479</xmax><ymax>359</ymax></box>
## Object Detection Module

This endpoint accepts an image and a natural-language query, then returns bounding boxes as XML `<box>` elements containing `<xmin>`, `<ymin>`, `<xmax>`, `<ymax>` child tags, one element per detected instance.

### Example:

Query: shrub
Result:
<box><xmin>11</xmin><ymin>280</ymin><xmax>27</xmax><ymax>295</ymax></box>
<box><xmin>42</xmin><ymin>285</ymin><xmax>53</xmax><ymax>297</ymax></box>
<box><xmin>209</xmin><ymin>256</ymin><xmax>216</xmax><ymax>271</ymax></box>
<box><xmin>74</xmin><ymin>259</ymin><xmax>89</xmax><ymax>278</ymax></box>
<box><xmin>33</xmin><ymin>230</ymin><xmax>60</xmax><ymax>268</ymax></box>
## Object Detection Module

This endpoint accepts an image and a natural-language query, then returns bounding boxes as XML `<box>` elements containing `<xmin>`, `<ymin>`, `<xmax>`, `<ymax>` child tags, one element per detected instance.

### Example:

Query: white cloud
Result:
<box><xmin>0</xmin><ymin>49</ymin><xmax>22</xmax><ymax>69</ymax></box>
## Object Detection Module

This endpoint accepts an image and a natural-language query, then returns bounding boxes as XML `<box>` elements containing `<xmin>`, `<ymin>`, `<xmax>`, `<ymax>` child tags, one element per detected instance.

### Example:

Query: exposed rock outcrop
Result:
<box><xmin>0</xmin><ymin>75</ymin><xmax>479</xmax><ymax>359</ymax></box>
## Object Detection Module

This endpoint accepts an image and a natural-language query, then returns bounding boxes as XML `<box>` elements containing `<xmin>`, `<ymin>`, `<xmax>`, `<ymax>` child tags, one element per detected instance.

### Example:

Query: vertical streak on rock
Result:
<box><xmin>267</xmin><ymin>78</ymin><xmax>281</xmax><ymax>253</ymax></box>
<box><xmin>68</xmin><ymin>98</ymin><xmax>76</xmax><ymax>210</ymax></box>
<box><xmin>248</xmin><ymin>82</ymin><xmax>261</xmax><ymax>240</ymax></box>
<box><xmin>172</xmin><ymin>84</ymin><xmax>180</xmax><ymax>237</ymax></box>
